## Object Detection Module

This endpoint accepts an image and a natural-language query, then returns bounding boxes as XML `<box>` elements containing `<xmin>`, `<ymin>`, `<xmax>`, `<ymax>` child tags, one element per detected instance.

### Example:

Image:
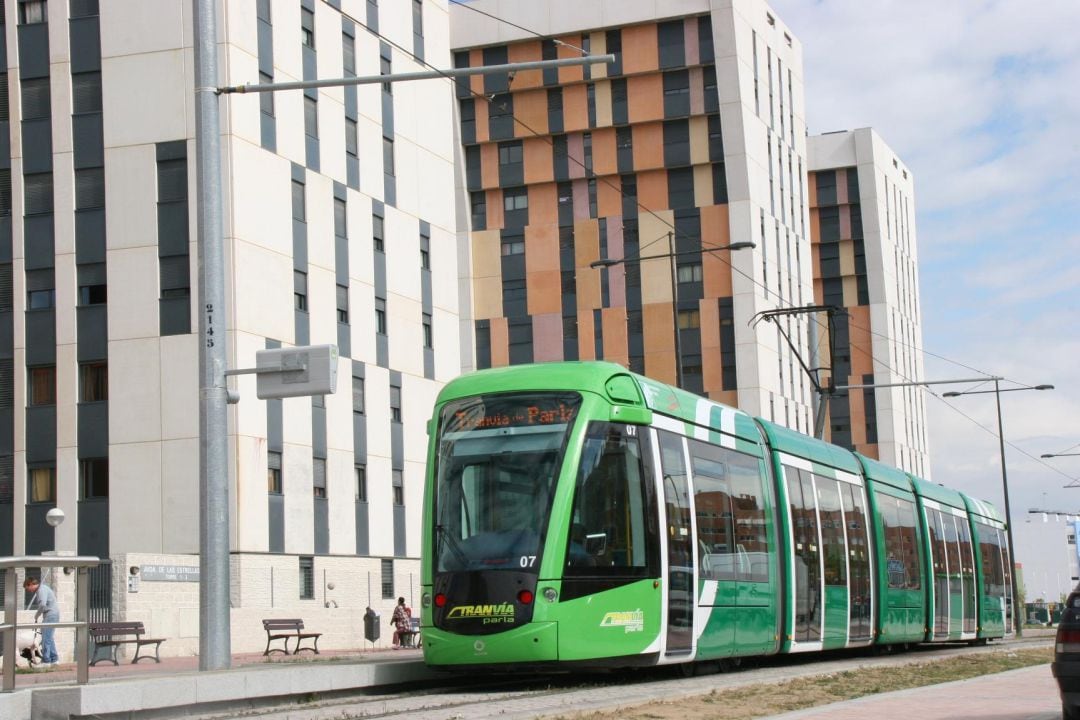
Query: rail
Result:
<box><xmin>1</xmin><ymin>555</ymin><xmax>101</xmax><ymax>693</ymax></box>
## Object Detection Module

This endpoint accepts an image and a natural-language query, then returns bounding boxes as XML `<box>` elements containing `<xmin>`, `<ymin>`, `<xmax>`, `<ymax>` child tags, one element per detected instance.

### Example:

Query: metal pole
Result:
<box><xmin>76</xmin><ymin>566</ymin><xmax>89</xmax><ymax>684</ymax></box>
<box><xmin>194</xmin><ymin>0</ymin><xmax>231</xmax><ymax>671</ymax></box>
<box><xmin>668</xmin><ymin>232</ymin><xmax>683</xmax><ymax>388</ymax></box>
<box><xmin>995</xmin><ymin>378</ymin><xmax>1023</xmax><ymax>636</ymax></box>
<box><xmin>2</xmin><ymin>567</ymin><xmax>15</xmax><ymax>692</ymax></box>
<box><xmin>808</xmin><ymin>307</ymin><xmax>826</xmax><ymax>438</ymax></box>
<box><xmin>219</xmin><ymin>55</ymin><xmax>616</xmax><ymax>95</ymax></box>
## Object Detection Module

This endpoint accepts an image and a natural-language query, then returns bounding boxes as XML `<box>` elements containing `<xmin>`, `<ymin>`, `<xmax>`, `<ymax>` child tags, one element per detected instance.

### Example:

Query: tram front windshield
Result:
<box><xmin>433</xmin><ymin>392</ymin><xmax>580</xmax><ymax>573</ymax></box>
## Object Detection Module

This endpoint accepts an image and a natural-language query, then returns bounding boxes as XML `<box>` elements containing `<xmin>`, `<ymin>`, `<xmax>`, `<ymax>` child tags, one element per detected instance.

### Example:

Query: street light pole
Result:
<box><xmin>590</xmin><ymin>240</ymin><xmax>755</xmax><ymax>389</ymax></box>
<box><xmin>667</xmin><ymin>232</ymin><xmax>683</xmax><ymax>388</ymax></box>
<box><xmin>943</xmin><ymin>380</ymin><xmax>1054</xmax><ymax>637</ymax></box>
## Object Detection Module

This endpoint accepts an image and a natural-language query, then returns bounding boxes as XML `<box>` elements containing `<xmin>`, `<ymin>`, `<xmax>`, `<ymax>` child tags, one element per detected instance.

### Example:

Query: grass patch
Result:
<box><xmin>552</xmin><ymin>647</ymin><xmax>1051</xmax><ymax>720</ymax></box>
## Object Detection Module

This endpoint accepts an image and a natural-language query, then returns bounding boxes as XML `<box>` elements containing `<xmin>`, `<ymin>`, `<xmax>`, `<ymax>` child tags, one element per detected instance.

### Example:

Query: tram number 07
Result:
<box><xmin>519</xmin><ymin>555</ymin><xmax>537</xmax><ymax>568</ymax></box>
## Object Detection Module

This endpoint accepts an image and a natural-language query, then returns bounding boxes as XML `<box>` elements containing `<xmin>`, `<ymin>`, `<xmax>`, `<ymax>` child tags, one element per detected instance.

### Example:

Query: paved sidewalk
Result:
<box><xmin>9</xmin><ymin>643</ymin><xmax>422</xmax><ymax>689</ymax></box>
<box><xmin>770</xmin><ymin>664</ymin><xmax>1059</xmax><ymax>720</ymax></box>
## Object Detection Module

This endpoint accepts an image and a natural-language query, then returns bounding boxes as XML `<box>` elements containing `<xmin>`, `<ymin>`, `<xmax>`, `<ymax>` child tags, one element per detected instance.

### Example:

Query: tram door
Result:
<box><xmin>659</xmin><ymin>431</ymin><xmax>694</xmax><ymax>655</ymax></box>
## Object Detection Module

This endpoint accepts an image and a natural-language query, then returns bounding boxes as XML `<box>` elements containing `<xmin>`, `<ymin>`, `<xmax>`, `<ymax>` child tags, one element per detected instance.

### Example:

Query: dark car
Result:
<box><xmin>1053</xmin><ymin>590</ymin><xmax>1080</xmax><ymax>719</ymax></box>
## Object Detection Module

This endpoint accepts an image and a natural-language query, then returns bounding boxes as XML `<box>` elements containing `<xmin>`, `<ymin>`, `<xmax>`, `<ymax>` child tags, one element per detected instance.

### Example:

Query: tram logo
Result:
<box><xmin>446</xmin><ymin>603</ymin><xmax>516</xmax><ymax>624</ymax></box>
<box><xmin>599</xmin><ymin>609</ymin><xmax>645</xmax><ymax>633</ymax></box>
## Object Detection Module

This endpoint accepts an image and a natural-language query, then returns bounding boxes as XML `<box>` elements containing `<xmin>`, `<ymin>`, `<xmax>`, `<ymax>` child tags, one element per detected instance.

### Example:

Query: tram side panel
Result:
<box><xmin>864</xmin><ymin>482</ymin><xmax>927</xmax><ymax>645</ymax></box>
<box><xmin>756</xmin><ymin>421</ymin><xmax>876</xmax><ymax>655</ymax></box>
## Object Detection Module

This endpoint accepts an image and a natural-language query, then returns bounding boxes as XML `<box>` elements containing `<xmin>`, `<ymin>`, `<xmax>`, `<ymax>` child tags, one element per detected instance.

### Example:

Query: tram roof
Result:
<box><xmin>755</xmin><ymin>418</ymin><xmax>862</xmax><ymax>474</ymax></box>
<box><xmin>962</xmin><ymin>493</ymin><xmax>1006</xmax><ymax>524</ymax></box>
<box><xmin>909</xmin><ymin>474</ymin><xmax>968</xmax><ymax>511</ymax></box>
<box><xmin>854</xmin><ymin>453</ymin><xmax>914</xmax><ymax>494</ymax></box>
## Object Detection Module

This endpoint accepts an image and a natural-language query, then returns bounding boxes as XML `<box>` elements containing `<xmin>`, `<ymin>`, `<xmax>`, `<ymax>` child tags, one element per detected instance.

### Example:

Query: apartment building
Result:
<box><xmin>450</xmin><ymin>0</ymin><xmax>816</xmax><ymax>430</ymax></box>
<box><xmin>0</xmin><ymin>0</ymin><xmax>459</xmax><ymax>654</ymax></box>
<box><xmin>807</xmin><ymin>128</ymin><xmax>929</xmax><ymax>475</ymax></box>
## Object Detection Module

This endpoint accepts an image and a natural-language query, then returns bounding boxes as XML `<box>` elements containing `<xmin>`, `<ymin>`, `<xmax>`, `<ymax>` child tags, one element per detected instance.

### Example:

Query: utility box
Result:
<box><xmin>255</xmin><ymin>344</ymin><xmax>338</xmax><ymax>400</ymax></box>
<box><xmin>364</xmin><ymin>609</ymin><xmax>381</xmax><ymax>643</ymax></box>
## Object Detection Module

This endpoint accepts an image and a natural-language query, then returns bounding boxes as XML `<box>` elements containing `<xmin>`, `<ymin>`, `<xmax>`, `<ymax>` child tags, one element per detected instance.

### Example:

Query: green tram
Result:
<box><xmin>420</xmin><ymin>362</ymin><xmax>1013</xmax><ymax>670</ymax></box>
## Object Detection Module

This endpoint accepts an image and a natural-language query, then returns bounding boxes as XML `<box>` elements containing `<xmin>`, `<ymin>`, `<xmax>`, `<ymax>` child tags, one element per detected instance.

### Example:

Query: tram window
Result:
<box><xmin>566</xmin><ymin>422</ymin><xmax>651</xmax><ymax>573</ymax></box>
<box><xmin>433</xmin><ymin>392</ymin><xmax>580</xmax><ymax>572</ymax></box>
<box><xmin>878</xmin><ymin>494</ymin><xmax>921</xmax><ymax>590</ymax></box>
<box><xmin>817</xmin><ymin>478</ymin><xmax>846</xmax><ymax>586</ymax></box>
<box><xmin>976</xmin><ymin>522</ymin><xmax>1005</xmax><ymax>598</ymax></box>
<box><xmin>895</xmin><ymin>498</ymin><xmax>921</xmax><ymax>589</ymax></box>
<box><xmin>688</xmin><ymin>439</ymin><xmax>767</xmax><ymax>582</ymax></box>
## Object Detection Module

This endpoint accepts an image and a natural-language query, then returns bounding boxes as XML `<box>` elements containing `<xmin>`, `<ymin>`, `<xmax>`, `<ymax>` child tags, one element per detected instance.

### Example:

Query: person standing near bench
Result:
<box><xmin>391</xmin><ymin>597</ymin><xmax>412</xmax><ymax>649</ymax></box>
<box><xmin>24</xmin><ymin>576</ymin><xmax>59</xmax><ymax>667</ymax></box>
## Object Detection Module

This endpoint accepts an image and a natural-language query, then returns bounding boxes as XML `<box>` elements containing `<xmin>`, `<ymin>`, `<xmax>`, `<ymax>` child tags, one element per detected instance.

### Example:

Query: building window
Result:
<box><xmin>500</xmin><ymin>236</ymin><xmax>524</xmax><ymax>256</ymax></box>
<box><xmin>79</xmin><ymin>361</ymin><xmax>107</xmax><ymax>402</ymax></box>
<box><xmin>304</xmin><ymin>95</ymin><xmax>318</xmax><ymax>138</ymax></box>
<box><xmin>313</xmin><ymin>458</ymin><xmax>326</xmax><ymax>498</ymax></box>
<box><xmin>677</xmin><ymin>263</ymin><xmax>703</xmax><ymax>284</ymax></box>
<box><xmin>380</xmin><ymin>55</ymin><xmax>392</xmax><ymax>94</ymax></box>
<box><xmin>24</xmin><ymin>173</ymin><xmax>53</xmax><ymax>215</ymax></box>
<box><xmin>678</xmin><ymin>308</ymin><xmax>700</xmax><ymax>329</ymax></box>
<box><xmin>291</xmin><ymin>180</ymin><xmax>305</xmax><ymax>221</ymax></box>
<box><xmin>334</xmin><ymin>197</ymin><xmax>347</xmax><ymax>237</ymax></box>
<box><xmin>75</xmin><ymin>167</ymin><xmax>105</xmax><ymax>210</ymax></box>
<box><xmin>390</xmin><ymin>384</ymin><xmax>401</xmax><ymax>423</ymax></box>
<box><xmin>503</xmin><ymin>187</ymin><xmax>528</xmax><ymax>213</ymax></box>
<box><xmin>352</xmin><ymin>375</ymin><xmax>365</xmax><ymax>414</ymax></box>
<box><xmin>28</xmin><ymin>366</ymin><xmax>55</xmax><ymax>406</ymax></box>
<box><xmin>420</xmin><ymin>246</ymin><xmax>430</xmax><ymax>270</ymax></box>
<box><xmin>412</xmin><ymin>0</ymin><xmax>423</xmax><ymax>44</ymax></box>
<box><xmin>383</xmin><ymin>136</ymin><xmax>395</xmax><ymax>177</ymax></box>
<box><xmin>79</xmin><ymin>458</ymin><xmax>108</xmax><ymax>499</ymax></box>
<box><xmin>470</xmin><ymin>191</ymin><xmax>486</xmax><ymax>229</ymax></box>
<box><xmin>355</xmin><ymin>465</ymin><xmax>367</xmax><ymax>502</ymax></box>
<box><xmin>259</xmin><ymin>72</ymin><xmax>274</xmax><ymax>117</ymax></box>
<box><xmin>20</xmin><ymin>1</ymin><xmax>47</xmax><ymax>25</ymax></box>
<box><xmin>70</xmin><ymin>0</ymin><xmax>98</xmax><ymax>18</ymax></box>
<box><xmin>71</xmin><ymin>74</ymin><xmax>101</xmax><ymax>115</ymax></box>
<box><xmin>498</xmin><ymin>141</ymin><xmax>522</xmax><ymax>166</ymax></box>
<box><xmin>300</xmin><ymin>7</ymin><xmax>315</xmax><ymax>49</ymax></box>
<box><xmin>294</xmin><ymin>270</ymin><xmax>307</xmax><ymax>311</ymax></box>
<box><xmin>27</xmin><ymin>288</ymin><xmax>55</xmax><ymax>310</ymax></box>
<box><xmin>343</xmin><ymin>33</ymin><xmax>356</xmax><ymax>74</ymax></box>
<box><xmin>28</xmin><ymin>466</ymin><xmax>55</xmax><ymax>504</ymax></box>
<box><xmin>336</xmin><ymin>284</ymin><xmax>349</xmax><ymax>323</ymax></box>
<box><xmin>299</xmin><ymin>557</ymin><xmax>314</xmax><ymax>599</ymax></box>
<box><xmin>381</xmin><ymin>558</ymin><xmax>393</xmax><ymax>599</ymax></box>
<box><xmin>422</xmin><ymin>312</ymin><xmax>432</xmax><ymax>349</ymax></box>
<box><xmin>345</xmin><ymin>117</ymin><xmax>358</xmax><ymax>157</ymax></box>
<box><xmin>372</xmin><ymin>213</ymin><xmax>384</xmax><ymax>252</ymax></box>
<box><xmin>375</xmin><ymin>297</ymin><xmax>386</xmax><ymax>335</ymax></box>
<box><xmin>268</xmin><ymin>451</ymin><xmax>282</xmax><ymax>494</ymax></box>
<box><xmin>392</xmin><ymin>469</ymin><xmax>403</xmax><ymax>506</ymax></box>
<box><xmin>78</xmin><ymin>283</ymin><xmax>106</xmax><ymax>306</ymax></box>
<box><xmin>21</xmin><ymin>77</ymin><xmax>51</xmax><ymax>119</ymax></box>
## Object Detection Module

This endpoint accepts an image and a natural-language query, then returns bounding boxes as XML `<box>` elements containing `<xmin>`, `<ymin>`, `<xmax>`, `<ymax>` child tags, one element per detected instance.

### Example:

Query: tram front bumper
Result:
<box><xmin>422</xmin><ymin>621</ymin><xmax>558</xmax><ymax>667</ymax></box>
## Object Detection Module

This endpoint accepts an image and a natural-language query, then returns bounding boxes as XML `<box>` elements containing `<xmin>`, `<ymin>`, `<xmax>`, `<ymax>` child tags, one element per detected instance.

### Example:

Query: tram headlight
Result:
<box><xmin>422</xmin><ymin>592</ymin><xmax>432</xmax><ymax>608</ymax></box>
<box><xmin>541</xmin><ymin>587</ymin><xmax>558</xmax><ymax>603</ymax></box>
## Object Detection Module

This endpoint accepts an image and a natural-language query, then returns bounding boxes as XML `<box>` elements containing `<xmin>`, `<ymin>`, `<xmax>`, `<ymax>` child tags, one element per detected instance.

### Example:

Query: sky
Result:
<box><xmin>769</xmin><ymin>0</ymin><xmax>1080</xmax><ymax>522</ymax></box>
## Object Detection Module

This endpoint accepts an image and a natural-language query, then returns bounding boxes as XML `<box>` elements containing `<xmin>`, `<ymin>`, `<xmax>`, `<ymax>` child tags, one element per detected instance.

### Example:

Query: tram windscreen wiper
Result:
<box><xmin>436</xmin><ymin>524</ymin><xmax>469</xmax><ymax>569</ymax></box>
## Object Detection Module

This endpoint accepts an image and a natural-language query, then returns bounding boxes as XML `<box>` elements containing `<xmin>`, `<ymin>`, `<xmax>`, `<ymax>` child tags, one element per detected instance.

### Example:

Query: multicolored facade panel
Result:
<box><xmin>455</xmin><ymin>16</ymin><xmax>737</xmax><ymax>399</ymax></box>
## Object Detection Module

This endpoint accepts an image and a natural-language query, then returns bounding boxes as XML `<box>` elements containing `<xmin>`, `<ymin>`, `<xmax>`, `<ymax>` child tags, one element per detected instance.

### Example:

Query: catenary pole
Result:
<box><xmin>194</xmin><ymin>0</ymin><xmax>231</xmax><ymax>671</ymax></box>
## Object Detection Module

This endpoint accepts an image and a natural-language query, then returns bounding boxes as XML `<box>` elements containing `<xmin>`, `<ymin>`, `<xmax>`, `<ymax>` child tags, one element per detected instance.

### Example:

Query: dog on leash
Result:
<box><xmin>0</xmin><ymin>629</ymin><xmax>43</xmax><ymax>669</ymax></box>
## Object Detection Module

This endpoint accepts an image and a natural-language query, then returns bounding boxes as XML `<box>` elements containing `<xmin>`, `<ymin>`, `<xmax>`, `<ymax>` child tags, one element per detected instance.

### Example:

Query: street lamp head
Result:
<box><xmin>589</xmin><ymin>258</ymin><xmax>619</xmax><ymax>270</ymax></box>
<box><xmin>724</xmin><ymin>242</ymin><xmax>756</xmax><ymax>251</ymax></box>
<box><xmin>942</xmin><ymin>391</ymin><xmax>960</xmax><ymax>398</ymax></box>
<box><xmin>1034</xmin><ymin>384</ymin><xmax>1054</xmax><ymax>391</ymax></box>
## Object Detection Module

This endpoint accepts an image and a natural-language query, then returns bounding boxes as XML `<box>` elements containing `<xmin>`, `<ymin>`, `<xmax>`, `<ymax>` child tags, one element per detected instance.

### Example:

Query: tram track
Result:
<box><xmin>199</xmin><ymin>634</ymin><xmax>1052</xmax><ymax>720</ymax></box>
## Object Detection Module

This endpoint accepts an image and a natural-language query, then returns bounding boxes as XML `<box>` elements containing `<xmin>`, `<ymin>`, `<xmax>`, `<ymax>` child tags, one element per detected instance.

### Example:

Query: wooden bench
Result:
<box><xmin>89</xmin><ymin>622</ymin><xmax>166</xmax><ymax>666</ymax></box>
<box><xmin>262</xmin><ymin>618</ymin><xmax>322</xmax><ymax>656</ymax></box>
